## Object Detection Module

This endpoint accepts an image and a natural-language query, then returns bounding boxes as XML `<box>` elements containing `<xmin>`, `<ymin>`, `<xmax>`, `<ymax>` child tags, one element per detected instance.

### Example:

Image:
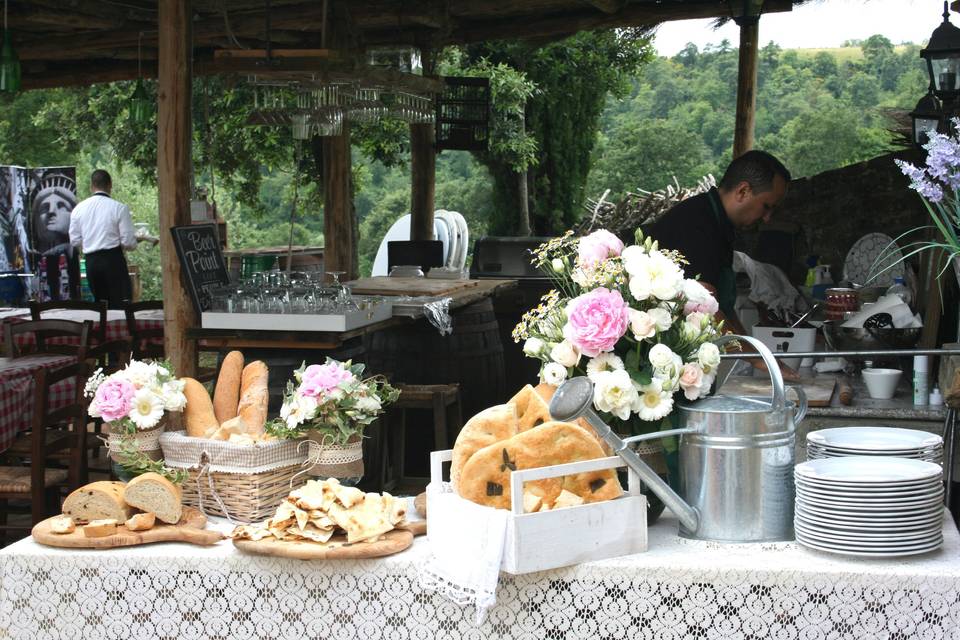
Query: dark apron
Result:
<box><xmin>707</xmin><ymin>191</ymin><xmax>737</xmax><ymax>318</ymax></box>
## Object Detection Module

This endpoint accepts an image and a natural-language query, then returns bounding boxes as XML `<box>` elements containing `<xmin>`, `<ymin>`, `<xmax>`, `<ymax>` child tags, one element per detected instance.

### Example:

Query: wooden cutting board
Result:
<box><xmin>346</xmin><ymin>276</ymin><xmax>479</xmax><ymax>297</ymax></box>
<box><xmin>32</xmin><ymin>506</ymin><xmax>224</xmax><ymax>548</ymax></box>
<box><xmin>233</xmin><ymin>528</ymin><xmax>416</xmax><ymax>560</ymax></box>
<box><xmin>719</xmin><ymin>376</ymin><xmax>837</xmax><ymax>407</ymax></box>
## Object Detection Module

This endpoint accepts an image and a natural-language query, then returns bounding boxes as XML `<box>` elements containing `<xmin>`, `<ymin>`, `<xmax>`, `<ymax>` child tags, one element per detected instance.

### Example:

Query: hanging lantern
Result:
<box><xmin>921</xmin><ymin>2</ymin><xmax>960</xmax><ymax>101</ymax></box>
<box><xmin>911</xmin><ymin>92</ymin><xmax>943</xmax><ymax>147</ymax></box>
<box><xmin>128</xmin><ymin>79</ymin><xmax>153</xmax><ymax>124</ymax></box>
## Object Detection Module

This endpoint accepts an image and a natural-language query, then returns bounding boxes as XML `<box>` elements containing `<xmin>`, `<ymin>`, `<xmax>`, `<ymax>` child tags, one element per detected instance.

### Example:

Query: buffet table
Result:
<box><xmin>3</xmin><ymin>510</ymin><xmax>959</xmax><ymax>639</ymax></box>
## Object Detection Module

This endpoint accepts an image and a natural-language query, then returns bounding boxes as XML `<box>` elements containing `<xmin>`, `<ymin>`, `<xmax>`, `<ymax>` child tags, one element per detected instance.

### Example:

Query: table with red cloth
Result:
<box><xmin>0</xmin><ymin>354</ymin><xmax>78</xmax><ymax>454</ymax></box>
<box><xmin>0</xmin><ymin>307</ymin><xmax>164</xmax><ymax>350</ymax></box>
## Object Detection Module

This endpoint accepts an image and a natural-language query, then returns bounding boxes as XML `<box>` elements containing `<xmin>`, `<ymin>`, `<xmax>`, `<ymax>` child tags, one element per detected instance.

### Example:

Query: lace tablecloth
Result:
<box><xmin>2</xmin><ymin>510</ymin><xmax>959</xmax><ymax>639</ymax></box>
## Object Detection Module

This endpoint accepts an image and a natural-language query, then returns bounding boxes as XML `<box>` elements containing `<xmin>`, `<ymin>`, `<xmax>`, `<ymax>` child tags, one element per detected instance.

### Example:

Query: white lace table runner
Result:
<box><xmin>2</xmin><ymin>510</ymin><xmax>959</xmax><ymax>639</ymax></box>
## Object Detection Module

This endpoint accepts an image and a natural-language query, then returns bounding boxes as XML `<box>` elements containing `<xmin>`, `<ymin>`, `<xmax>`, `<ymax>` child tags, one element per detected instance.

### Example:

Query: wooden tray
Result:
<box><xmin>720</xmin><ymin>376</ymin><xmax>837</xmax><ymax>407</ymax></box>
<box><xmin>346</xmin><ymin>276</ymin><xmax>479</xmax><ymax>297</ymax></box>
<box><xmin>233</xmin><ymin>527</ymin><xmax>416</xmax><ymax>560</ymax></box>
<box><xmin>32</xmin><ymin>506</ymin><xmax>224</xmax><ymax>549</ymax></box>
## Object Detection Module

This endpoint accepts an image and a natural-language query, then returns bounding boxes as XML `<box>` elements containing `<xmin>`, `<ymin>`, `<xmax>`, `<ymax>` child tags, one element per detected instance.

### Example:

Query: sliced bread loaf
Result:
<box><xmin>62</xmin><ymin>481</ymin><xmax>134</xmax><ymax>524</ymax></box>
<box><xmin>124</xmin><ymin>473</ymin><xmax>183</xmax><ymax>524</ymax></box>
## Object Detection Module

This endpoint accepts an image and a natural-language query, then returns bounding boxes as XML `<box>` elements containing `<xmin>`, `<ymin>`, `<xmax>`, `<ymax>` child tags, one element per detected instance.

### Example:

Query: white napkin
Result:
<box><xmin>841</xmin><ymin>294</ymin><xmax>922</xmax><ymax>329</ymax></box>
<box><xmin>419</xmin><ymin>481</ymin><xmax>508</xmax><ymax>624</ymax></box>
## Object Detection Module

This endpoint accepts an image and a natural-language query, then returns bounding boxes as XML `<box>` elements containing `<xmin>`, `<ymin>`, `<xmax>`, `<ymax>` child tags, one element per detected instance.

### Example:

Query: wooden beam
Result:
<box><xmin>322</xmin><ymin>121</ymin><xmax>358</xmax><ymax>281</ymax></box>
<box><xmin>410</xmin><ymin>122</ymin><xmax>436</xmax><ymax>242</ymax></box>
<box><xmin>732</xmin><ymin>18</ymin><xmax>760</xmax><ymax>158</ymax></box>
<box><xmin>157</xmin><ymin>0</ymin><xmax>197</xmax><ymax>378</ymax></box>
<box><xmin>584</xmin><ymin>0</ymin><xmax>627</xmax><ymax>14</ymax></box>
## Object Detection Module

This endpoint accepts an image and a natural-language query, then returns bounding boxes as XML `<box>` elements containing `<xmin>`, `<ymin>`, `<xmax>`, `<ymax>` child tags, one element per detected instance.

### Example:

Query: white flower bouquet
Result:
<box><xmin>514</xmin><ymin>229</ymin><xmax>724</xmax><ymax>434</ymax></box>
<box><xmin>267</xmin><ymin>358</ymin><xmax>399</xmax><ymax>444</ymax></box>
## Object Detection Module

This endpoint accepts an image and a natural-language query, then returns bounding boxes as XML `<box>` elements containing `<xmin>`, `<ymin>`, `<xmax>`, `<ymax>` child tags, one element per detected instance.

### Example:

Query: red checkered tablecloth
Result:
<box><xmin>0</xmin><ymin>308</ymin><xmax>164</xmax><ymax>350</ymax></box>
<box><xmin>0</xmin><ymin>354</ymin><xmax>78</xmax><ymax>453</ymax></box>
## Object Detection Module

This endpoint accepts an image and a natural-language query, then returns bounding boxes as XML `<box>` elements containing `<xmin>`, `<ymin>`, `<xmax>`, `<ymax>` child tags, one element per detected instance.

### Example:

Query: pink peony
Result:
<box><xmin>300</xmin><ymin>363</ymin><xmax>355</xmax><ymax>398</ymax></box>
<box><xmin>563</xmin><ymin>287</ymin><xmax>630</xmax><ymax>357</ymax></box>
<box><xmin>93</xmin><ymin>378</ymin><xmax>136</xmax><ymax>422</ymax></box>
<box><xmin>682</xmin><ymin>279</ymin><xmax>719</xmax><ymax>315</ymax></box>
<box><xmin>578</xmin><ymin>230</ymin><xmax>625</xmax><ymax>269</ymax></box>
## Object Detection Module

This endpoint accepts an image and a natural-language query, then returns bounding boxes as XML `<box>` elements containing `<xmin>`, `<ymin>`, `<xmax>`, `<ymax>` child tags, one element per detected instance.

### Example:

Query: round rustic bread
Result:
<box><xmin>458</xmin><ymin>421</ymin><xmax>622</xmax><ymax>510</ymax></box>
<box><xmin>450</xmin><ymin>403</ymin><xmax>518</xmax><ymax>491</ymax></box>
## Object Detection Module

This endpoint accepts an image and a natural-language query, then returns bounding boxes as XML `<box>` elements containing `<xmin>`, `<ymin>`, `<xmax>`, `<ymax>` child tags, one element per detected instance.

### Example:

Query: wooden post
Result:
<box><xmin>157</xmin><ymin>0</ymin><xmax>197</xmax><ymax>377</ymax></box>
<box><xmin>732</xmin><ymin>17</ymin><xmax>760</xmax><ymax>159</ymax></box>
<box><xmin>410</xmin><ymin>122</ymin><xmax>436</xmax><ymax>241</ymax></box>
<box><xmin>323</xmin><ymin>121</ymin><xmax>358</xmax><ymax>280</ymax></box>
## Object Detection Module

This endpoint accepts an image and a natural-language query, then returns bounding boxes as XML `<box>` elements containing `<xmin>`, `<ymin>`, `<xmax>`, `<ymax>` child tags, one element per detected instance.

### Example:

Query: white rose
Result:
<box><xmin>592</xmin><ymin>369</ymin><xmax>639</xmax><ymax>421</ymax></box>
<box><xmin>698</xmin><ymin>342</ymin><xmax>721</xmax><ymax>373</ymax></box>
<box><xmin>523</xmin><ymin>337</ymin><xmax>546</xmax><ymax>356</ymax></box>
<box><xmin>586</xmin><ymin>352</ymin><xmax>625</xmax><ymax>382</ymax></box>
<box><xmin>551</xmin><ymin>258</ymin><xmax>565</xmax><ymax>272</ymax></box>
<box><xmin>355</xmin><ymin>395</ymin><xmax>382</xmax><ymax>414</ymax></box>
<box><xmin>629</xmin><ymin>309</ymin><xmax>657</xmax><ymax>340</ymax></box>
<box><xmin>678</xmin><ymin>362</ymin><xmax>706</xmax><ymax>401</ymax></box>
<box><xmin>550</xmin><ymin>340</ymin><xmax>581</xmax><ymax>368</ymax></box>
<box><xmin>648</xmin><ymin>343</ymin><xmax>676</xmax><ymax>370</ymax></box>
<box><xmin>161</xmin><ymin>380</ymin><xmax>188</xmax><ymax>412</ymax></box>
<box><xmin>620</xmin><ymin>245</ymin><xmax>647</xmax><ymax>276</ymax></box>
<box><xmin>647</xmin><ymin>252</ymin><xmax>684</xmax><ymax>300</ymax></box>
<box><xmin>647</xmin><ymin>307</ymin><xmax>673</xmax><ymax>332</ymax></box>
<box><xmin>541</xmin><ymin>362</ymin><xmax>568</xmax><ymax>386</ymax></box>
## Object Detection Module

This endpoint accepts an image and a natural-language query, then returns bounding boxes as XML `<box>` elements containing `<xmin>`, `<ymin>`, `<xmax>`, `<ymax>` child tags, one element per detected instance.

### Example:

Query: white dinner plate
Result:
<box><xmin>794</xmin><ymin>525</ymin><xmax>942</xmax><ymax>546</ymax></box>
<box><xmin>796</xmin><ymin>502</ymin><xmax>944</xmax><ymax>521</ymax></box>
<box><xmin>795</xmin><ymin>485</ymin><xmax>944</xmax><ymax>501</ymax></box>
<box><xmin>796</xmin><ymin>475</ymin><xmax>942</xmax><ymax>490</ymax></box>
<box><xmin>806</xmin><ymin>447</ymin><xmax>942</xmax><ymax>459</ymax></box>
<box><xmin>842</xmin><ymin>232</ymin><xmax>906</xmax><ymax>286</ymax></box>
<box><xmin>796</xmin><ymin>537</ymin><xmax>943</xmax><ymax>558</ymax></box>
<box><xmin>807</xmin><ymin>427</ymin><xmax>942</xmax><ymax>451</ymax></box>
<box><xmin>794</xmin><ymin>516</ymin><xmax>940</xmax><ymax>538</ymax></box>
<box><xmin>796</xmin><ymin>493</ymin><xmax>943</xmax><ymax>510</ymax></box>
<box><xmin>796</xmin><ymin>505</ymin><xmax>945</xmax><ymax>526</ymax></box>
<box><xmin>795</xmin><ymin>457</ymin><xmax>942</xmax><ymax>483</ymax></box>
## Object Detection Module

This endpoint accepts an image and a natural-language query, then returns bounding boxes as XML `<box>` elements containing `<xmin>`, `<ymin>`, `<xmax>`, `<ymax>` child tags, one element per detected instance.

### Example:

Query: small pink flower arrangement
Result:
<box><xmin>269</xmin><ymin>358</ymin><xmax>399</xmax><ymax>444</ymax></box>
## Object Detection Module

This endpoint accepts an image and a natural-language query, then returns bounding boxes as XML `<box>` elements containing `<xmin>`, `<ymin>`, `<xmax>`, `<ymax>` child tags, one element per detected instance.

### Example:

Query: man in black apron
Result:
<box><xmin>647</xmin><ymin>150</ymin><xmax>798</xmax><ymax>380</ymax></box>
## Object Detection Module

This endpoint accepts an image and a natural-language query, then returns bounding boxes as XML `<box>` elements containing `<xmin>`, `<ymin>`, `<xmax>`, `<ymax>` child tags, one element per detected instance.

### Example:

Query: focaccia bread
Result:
<box><xmin>458</xmin><ymin>421</ymin><xmax>622</xmax><ymax>510</ymax></box>
<box><xmin>533</xmin><ymin>383</ymin><xmax>613</xmax><ymax>455</ymax></box>
<box><xmin>450</xmin><ymin>403</ymin><xmax>519</xmax><ymax>491</ymax></box>
<box><xmin>182</xmin><ymin>378</ymin><xmax>219</xmax><ymax>438</ymax></box>
<box><xmin>124</xmin><ymin>472</ymin><xmax>183</xmax><ymax>524</ymax></box>
<box><xmin>213</xmin><ymin>350</ymin><xmax>244</xmax><ymax>424</ymax></box>
<box><xmin>511</xmin><ymin>385</ymin><xmax>553</xmax><ymax>432</ymax></box>
<box><xmin>237</xmin><ymin>361</ymin><xmax>269</xmax><ymax>434</ymax></box>
<box><xmin>62</xmin><ymin>481</ymin><xmax>135</xmax><ymax>523</ymax></box>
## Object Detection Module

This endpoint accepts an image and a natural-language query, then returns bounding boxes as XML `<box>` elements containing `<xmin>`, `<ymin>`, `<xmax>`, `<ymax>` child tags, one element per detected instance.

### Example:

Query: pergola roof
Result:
<box><xmin>9</xmin><ymin>0</ymin><xmax>796</xmax><ymax>90</ymax></box>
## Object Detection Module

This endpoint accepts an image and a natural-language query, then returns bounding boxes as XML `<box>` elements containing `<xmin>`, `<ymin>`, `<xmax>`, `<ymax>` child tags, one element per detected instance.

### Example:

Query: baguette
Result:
<box><xmin>237</xmin><ymin>361</ymin><xmax>269</xmax><ymax>435</ymax></box>
<box><xmin>125</xmin><ymin>512</ymin><xmax>156</xmax><ymax>531</ymax></box>
<box><xmin>182</xmin><ymin>378</ymin><xmax>219</xmax><ymax>438</ymax></box>
<box><xmin>62</xmin><ymin>481</ymin><xmax>134</xmax><ymax>523</ymax></box>
<box><xmin>83</xmin><ymin>519</ymin><xmax>118</xmax><ymax>537</ymax></box>
<box><xmin>213</xmin><ymin>351</ymin><xmax>244</xmax><ymax>424</ymax></box>
<box><xmin>125</xmin><ymin>472</ymin><xmax>183</xmax><ymax>524</ymax></box>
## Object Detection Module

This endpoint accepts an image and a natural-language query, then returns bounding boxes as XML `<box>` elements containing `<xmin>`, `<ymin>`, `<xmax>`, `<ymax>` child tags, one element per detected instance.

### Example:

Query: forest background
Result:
<box><xmin>0</xmin><ymin>32</ymin><xmax>927</xmax><ymax>299</ymax></box>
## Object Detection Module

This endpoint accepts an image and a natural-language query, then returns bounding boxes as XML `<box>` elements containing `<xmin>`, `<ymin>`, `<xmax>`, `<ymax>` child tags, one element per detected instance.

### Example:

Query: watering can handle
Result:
<box><xmin>712</xmin><ymin>334</ymin><xmax>786</xmax><ymax>413</ymax></box>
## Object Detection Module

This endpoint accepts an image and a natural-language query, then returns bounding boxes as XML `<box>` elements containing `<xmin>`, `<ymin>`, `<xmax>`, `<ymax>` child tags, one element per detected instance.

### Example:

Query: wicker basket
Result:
<box><xmin>159</xmin><ymin>430</ymin><xmax>308</xmax><ymax>523</ymax></box>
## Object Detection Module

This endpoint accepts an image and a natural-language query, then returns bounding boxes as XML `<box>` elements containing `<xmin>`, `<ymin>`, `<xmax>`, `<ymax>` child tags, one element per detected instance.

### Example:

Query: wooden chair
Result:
<box><xmin>0</xmin><ymin>360</ymin><xmax>91</xmax><ymax>542</ymax></box>
<box><xmin>30</xmin><ymin>300</ymin><xmax>130</xmax><ymax>374</ymax></box>
<box><xmin>124</xmin><ymin>300</ymin><xmax>214</xmax><ymax>382</ymax></box>
<box><xmin>4</xmin><ymin>318</ymin><xmax>92</xmax><ymax>362</ymax></box>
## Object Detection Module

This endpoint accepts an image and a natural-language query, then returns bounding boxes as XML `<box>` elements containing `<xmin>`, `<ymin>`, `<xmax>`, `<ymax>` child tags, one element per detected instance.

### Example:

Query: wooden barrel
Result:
<box><xmin>215</xmin><ymin>338</ymin><xmax>366</xmax><ymax>417</ymax></box>
<box><xmin>366</xmin><ymin>298</ymin><xmax>507</xmax><ymax>423</ymax></box>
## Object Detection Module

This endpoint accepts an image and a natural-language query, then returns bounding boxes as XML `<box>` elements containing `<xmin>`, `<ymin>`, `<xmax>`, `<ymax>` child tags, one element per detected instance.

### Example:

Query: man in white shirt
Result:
<box><xmin>69</xmin><ymin>169</ymin><xmax>140</xmax><ymax>307</ymax></box>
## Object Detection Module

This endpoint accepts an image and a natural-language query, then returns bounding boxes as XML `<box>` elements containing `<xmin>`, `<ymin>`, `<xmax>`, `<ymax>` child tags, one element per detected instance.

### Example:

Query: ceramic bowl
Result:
<box><xmin>862</xmin><ymin>368</ymin><xmax>902</xmax><ymax>400</ymax></box>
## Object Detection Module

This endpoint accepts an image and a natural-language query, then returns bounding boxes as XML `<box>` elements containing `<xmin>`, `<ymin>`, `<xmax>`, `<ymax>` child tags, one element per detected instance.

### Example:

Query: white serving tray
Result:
<box><xmin>201</xmin><ymin>302</ymin><xmax>393</xmax><ymax>332</ymax></box>
<box><xmin>428</xmin><ymin>449</ymin><xmax>648</xmax><ymax>575</ymax></box>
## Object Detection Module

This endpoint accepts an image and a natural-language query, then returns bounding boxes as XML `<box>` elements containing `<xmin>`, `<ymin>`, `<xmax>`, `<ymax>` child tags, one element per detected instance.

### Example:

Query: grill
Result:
<box><xmin>470</xmin><ymin>236</ymin><xmax>555</xmax><ymax>393</ymax></box>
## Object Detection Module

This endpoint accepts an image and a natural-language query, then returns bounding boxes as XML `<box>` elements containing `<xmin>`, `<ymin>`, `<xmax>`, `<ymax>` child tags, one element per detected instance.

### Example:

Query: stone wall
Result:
<box><xmin>738</xmin><ymin>148</ymin><xmax>928</xmax><ymax>285</ymax></box>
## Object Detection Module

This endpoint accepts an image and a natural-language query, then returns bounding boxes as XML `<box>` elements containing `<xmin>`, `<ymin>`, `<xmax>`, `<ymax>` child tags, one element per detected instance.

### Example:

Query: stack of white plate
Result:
<box><xmin>795</xmin><ymin>457</ymin><xmax>944</xmax><ymax>557</ymax></box>
<box><xmin>807</xmin><ymin>426</ymin><xmax>943</xmax><ymax>465</ymax></box>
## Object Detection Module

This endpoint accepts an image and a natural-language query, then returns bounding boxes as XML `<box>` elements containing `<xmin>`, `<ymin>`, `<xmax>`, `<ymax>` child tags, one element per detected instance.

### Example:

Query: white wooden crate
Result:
<box><xmin>201</xmin><ymin>301</ymin><xmax>392</xmax><ymax>332</ymax></box>
<box><xmin>428</xmin><ymin>449</ymin><xmax>648</xmax><ymax>575</ymax></box>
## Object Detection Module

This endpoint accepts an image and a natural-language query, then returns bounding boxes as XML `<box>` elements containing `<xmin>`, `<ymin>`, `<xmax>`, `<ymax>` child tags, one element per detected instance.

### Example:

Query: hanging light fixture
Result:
<box><xmin>921</xmin><ymin>2</ymin><xmax>960</xmax><ymax>101</ymax></box>
<box><xmin>911</xmin><ymin>91</ymin><xmax>944</xmax><ymax>147</ymax></box>
<box><xmin>0</xmin><ymin>0</ymin><xmax>21</xmax><ymax>93</ymax></box>
<box><xmin>128</xmin><ymin>32</ymin><xmax>152</xmax><ymax>123</ymax></box>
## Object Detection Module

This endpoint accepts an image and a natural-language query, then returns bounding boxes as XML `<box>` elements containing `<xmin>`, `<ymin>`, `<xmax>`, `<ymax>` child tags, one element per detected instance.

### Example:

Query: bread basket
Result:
<box><xmin>160</xmin><ymin>431</ymin><xmax>308</xmax><ymax>523</ymax></box>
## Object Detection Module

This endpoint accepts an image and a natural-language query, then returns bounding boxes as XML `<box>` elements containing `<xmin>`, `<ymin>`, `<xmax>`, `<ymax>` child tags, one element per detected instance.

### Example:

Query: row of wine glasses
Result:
<box><xmin>209</xmin><ymin>270</ymin><xmax>381</xmax><ymax>315</ymax></box>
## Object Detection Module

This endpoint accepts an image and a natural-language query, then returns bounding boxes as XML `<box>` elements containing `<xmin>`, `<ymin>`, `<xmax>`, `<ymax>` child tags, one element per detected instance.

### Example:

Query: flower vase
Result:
<box><xmin>106</xmin><ymin>417</ymin><xmax>166</xmax><ymax>481</ymax></box>
<box><xmin>303</xmin><ymin>431</ymin><xmax>364</xmax><ymax>485</ymax></box>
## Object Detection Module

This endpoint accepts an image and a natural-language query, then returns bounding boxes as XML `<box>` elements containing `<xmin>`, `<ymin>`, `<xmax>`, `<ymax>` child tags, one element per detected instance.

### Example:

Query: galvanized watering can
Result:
<box><xmin>550</xmin><ymin>335</ymin><xmax>805</xmax><ymax>543</ymax></box>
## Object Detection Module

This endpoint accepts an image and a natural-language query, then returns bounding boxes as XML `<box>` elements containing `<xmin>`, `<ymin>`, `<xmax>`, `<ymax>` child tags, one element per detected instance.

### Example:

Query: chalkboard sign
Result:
<box><xmin>170</xmin><ymin>224</ymin><xmax>230</xmax><ymax>313</ymax></box>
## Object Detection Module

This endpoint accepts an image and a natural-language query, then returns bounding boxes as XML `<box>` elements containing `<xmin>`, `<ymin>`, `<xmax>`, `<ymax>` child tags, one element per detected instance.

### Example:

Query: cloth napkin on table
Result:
<box><xmin>419</xmin><ymin>481</ymin><xmax>508</xmax><ymax>624</ymax></box>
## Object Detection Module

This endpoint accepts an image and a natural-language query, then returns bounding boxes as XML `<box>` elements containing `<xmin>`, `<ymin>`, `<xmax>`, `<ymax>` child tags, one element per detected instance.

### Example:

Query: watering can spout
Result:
<box><xmin>550</xmin><ymin>377</ymin><xmax>700</xmax><ymax>534</ymax></box>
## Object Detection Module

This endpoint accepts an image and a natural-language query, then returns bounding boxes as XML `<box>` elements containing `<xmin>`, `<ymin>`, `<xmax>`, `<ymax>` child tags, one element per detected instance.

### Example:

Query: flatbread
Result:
<box><xmin>534</xmin><ymin>383</ymin><xmax>613</xmax><ymax>455</ymax></box>
<box><xmin>450</xmin><ymin>403</ymin><xmax>519</xmax><ymax>491</ymax></box>
<box><xmin>512</xmin><ymin>385</ymin><xmax>553</xmax><ymax>432</ymax></box>
<box><xmin>328</xmin><ymin>493</ymin><xmax>396</xmax><ymax>543</ymax></box>
<box><xmin>458</xmin><ymin>421</ymin><xmax>622</xmax><ymax>510</ymax></box>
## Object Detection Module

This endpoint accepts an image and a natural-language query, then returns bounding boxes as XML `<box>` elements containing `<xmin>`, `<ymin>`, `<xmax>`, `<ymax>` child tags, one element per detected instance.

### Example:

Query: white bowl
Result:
<box><xmin>861</xmin><ymin>368</ymin><xmax>902</xmax><ymax>400</ymax></box>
